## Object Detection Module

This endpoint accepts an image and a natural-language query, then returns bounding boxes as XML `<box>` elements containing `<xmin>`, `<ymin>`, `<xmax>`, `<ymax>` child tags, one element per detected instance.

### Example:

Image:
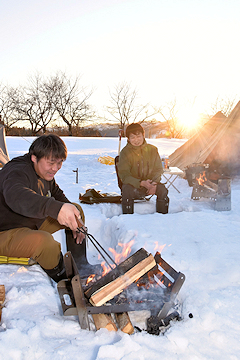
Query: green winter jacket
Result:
<box><xmin>118</xmin><ymin>139</ymin><xmax>163</xmax><ymax>189</ymax></box>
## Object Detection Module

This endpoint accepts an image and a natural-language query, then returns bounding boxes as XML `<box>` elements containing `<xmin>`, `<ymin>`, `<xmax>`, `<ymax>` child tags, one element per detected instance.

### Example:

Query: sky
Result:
<box><xmin>1</xmin><ymin>0</ymin><xmax>240</xmax><ymax>124</ymax></box>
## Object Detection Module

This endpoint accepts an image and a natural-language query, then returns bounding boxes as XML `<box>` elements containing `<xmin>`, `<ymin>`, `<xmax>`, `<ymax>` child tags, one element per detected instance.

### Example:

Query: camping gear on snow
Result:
<box><xmin>79</xmin><ymin>188</ymin><xmax>122</xmax><ymax>204</ymax></box>
<box><xmin>0</xmin><ymin>125</ymin><xmax>10</xmax><ymax>168</ymax></box>
<box><xmin>191</xmin><ymin>175</ymin><xmax>231</xmax><ymax>211</ymax></box>
<box><xmin>162</xmin><ymin>167</ymin><xmax>184</xmax><ymax>193</ymax></box>
<box><xmin>185</xmin><ymin>163</ymin><xmax>210</xmax><ymax>186</ymax></box>
<box><xmin>169</xmin><ymin>101</ymin><xmax>240</xmax><ymax>177</ymax></box>
<box><xmin>57</xmin><ymin>248</ymin><xmax>185</xmax><ymax>334</ymax></box>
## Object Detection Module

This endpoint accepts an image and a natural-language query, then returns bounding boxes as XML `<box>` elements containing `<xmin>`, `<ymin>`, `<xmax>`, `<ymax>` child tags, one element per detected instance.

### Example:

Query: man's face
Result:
<box><xmin>31</xmin><ymin>155</ymin><xmax>63</xmax><ymax>181</ymax></box>
<box><xmin>128</xmin><ymin>131</ymin><xmax>144</xmax><ymax>147</ymax></box>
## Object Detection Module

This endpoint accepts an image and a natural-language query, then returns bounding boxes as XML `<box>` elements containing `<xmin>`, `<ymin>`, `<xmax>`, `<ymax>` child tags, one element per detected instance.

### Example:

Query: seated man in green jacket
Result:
<box><xmin>0</xmin><ymin>134</ymin><xmax>95</xmax><ymax>282</ymax></box>
<box><xmin>117</xmin><ymin>123</ymin><xmax>169</xmax><ymax>214</ymax></box>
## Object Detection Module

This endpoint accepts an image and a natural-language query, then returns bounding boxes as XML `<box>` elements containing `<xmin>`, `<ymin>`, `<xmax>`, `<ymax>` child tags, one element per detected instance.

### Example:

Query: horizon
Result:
<box><xmin>1</xmin><ymin>0</ymin><xmax>240</xmax><ymax>127</ymax></box>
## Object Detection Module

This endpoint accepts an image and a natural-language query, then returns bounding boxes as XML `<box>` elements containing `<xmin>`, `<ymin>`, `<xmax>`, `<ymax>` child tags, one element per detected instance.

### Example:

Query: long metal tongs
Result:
<box><xmin>76</xmin><ymin>225</ymin><xmax>117</xmax><ymax>270</ymax></box>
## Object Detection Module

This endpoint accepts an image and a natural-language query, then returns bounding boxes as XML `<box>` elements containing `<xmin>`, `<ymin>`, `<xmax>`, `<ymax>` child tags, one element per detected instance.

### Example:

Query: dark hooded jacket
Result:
<box><xmin>118</xmin><ymin>139</ymin><xmax>163</xmax><ymax>189</ymax></box>
<box><xmin>0</xmin><ymin>153</ymin><xmax>70</xmax><ymax>231</ymax></box>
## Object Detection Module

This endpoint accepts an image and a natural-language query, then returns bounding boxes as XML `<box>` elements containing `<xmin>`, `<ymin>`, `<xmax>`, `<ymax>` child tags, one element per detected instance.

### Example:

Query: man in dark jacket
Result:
<box><xmin>117</xmin><ymin>123</ymin><xmax>169</xmax><ymax>214</ymax></box>
<box><xmin>0</xmin><ymin>134</ymin><xmax>89</xmax><ymax>282</ymax></box>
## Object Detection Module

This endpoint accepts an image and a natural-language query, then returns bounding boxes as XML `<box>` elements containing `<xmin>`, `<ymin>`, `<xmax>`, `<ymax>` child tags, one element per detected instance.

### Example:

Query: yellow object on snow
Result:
<box><xmin>98</xmin><ymin>156</ymin><xmax>115</xmax><ymax>165</ymax></box>
<box><xmin>0</xmin><ymin>256</ymin><xmax>32</xmax><ymax>266</ymax></box>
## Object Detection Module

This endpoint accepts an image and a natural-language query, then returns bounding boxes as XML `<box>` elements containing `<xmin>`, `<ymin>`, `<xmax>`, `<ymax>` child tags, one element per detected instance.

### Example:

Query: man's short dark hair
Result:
<box><xmin>29</xmin><ymin>135</ymin><xmax>67</xmax><ymax>161</ymax></box>
<box><xmin>126</xmin><ymin>123</ymin><xmax>144</xmax><ymax>139</ymax></box>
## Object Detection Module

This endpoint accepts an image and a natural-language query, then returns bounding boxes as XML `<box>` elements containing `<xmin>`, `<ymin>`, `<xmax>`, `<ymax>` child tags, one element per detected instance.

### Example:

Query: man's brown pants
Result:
<box><xmin>0</xmin><ymin>203</ymin><xmax>84</xmax><ymax>270</ymax></box>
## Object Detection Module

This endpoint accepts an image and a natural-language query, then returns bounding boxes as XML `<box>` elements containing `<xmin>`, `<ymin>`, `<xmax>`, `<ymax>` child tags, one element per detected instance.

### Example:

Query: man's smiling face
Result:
<box><xmin>31</xmin><ymin>154</ymin><xmax>63</xmax><ymax>181</ymax></box>
<box><xmin>128</xmin><ymin>131</ymin><xmax>144</xmax><ymax>147</ymax></box>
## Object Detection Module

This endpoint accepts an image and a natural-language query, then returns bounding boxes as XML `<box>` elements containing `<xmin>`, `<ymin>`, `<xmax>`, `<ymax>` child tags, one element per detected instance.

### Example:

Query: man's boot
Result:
<box><xmin>156</xmin><ymin>196</ymin><xmax>169</xmax><ymax>214</ymax></box>
<box><xmin>122</xmin><ymin>199</ymin><xmax>134</xmax><ymax>214</ymax></box>
<box><xmin>43</xmin><ymin>252</ymin><xmax>67</xmax><ymax>282</ymax></box>
<box><xmin>65</xmin><ymin>230</ymin><xmax>102</xmax><ymax>278</ymax></box>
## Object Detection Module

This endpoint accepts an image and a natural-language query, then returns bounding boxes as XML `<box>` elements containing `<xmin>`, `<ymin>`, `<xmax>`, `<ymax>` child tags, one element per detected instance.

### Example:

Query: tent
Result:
<box><xmin>0</xmin><ymin>124</ymin><xmax>10</xmax><ymax>168</ymax></box>
<box><xmin>169</xmin><ymin>101</ymin><xmax>240</xmax><ymax>176</ymax></box>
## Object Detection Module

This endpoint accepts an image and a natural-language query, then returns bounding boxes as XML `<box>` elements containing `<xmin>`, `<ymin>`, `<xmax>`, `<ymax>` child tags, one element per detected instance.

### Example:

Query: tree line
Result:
<box><xmin>0</xmin><ymin>71</ymin><xmax>237</xmax><ymax>137</ymax></box>
<box><xmin>0</xmin><ymin>72</ymin><xmax>94</xmax><ymax>136</ymax></box>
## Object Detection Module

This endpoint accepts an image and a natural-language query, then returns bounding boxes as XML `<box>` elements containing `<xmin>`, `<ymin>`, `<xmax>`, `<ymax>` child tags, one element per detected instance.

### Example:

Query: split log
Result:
<box><xmin>92</xmin><ymin>313</ymin><xmax>117</xmax><ymax>331</ymax></box>
<box><xmin>0</xmin><ymin>285</ymin><xmax>5</xmax><ymax>322</ymax></box>
<box><xmin>86</xmin><ymin>249</ymin><xmax>156</xmax><ymax>307</ymax></box>
<box><xmin>85</xmin><ymin>248</ymin><xmax>154</xmax><ymax>299</ymax></box>
<box><xmin>115</xmin><ymin>312</ymin><xmax>134</xmax><ymax>334</ymax></box>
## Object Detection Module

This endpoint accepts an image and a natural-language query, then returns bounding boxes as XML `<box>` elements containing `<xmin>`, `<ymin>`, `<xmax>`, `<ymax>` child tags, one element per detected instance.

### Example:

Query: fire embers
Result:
<box><xmin>196</xmin><ymin>171</ymin><xmax>208</xmax><ymax>186</ymax></box>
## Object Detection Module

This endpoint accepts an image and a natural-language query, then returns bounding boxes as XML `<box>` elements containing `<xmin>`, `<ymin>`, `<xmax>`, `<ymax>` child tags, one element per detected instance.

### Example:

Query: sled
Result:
<box><xmin>97</xmin><ymin>156</ymin><xmax>115</xmax><ymax>165</ymax></box>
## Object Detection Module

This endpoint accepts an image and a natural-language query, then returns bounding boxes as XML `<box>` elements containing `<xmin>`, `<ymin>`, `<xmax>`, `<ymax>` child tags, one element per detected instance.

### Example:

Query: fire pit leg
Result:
<box><xmin>71</xmin><ymin>275</ymin><xmax>90</xmax><ymax>330</ymax></box>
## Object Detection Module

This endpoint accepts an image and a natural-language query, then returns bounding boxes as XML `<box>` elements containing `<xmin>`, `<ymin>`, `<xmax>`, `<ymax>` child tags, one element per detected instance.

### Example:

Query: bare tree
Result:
<box><xmin>209</xmin><ymin>96</ymin><xmax>237</xmax><ymax>117</ymax></box>
<box><xmin>158</xmin><ymin>98</ymin><xmax>185</xmax><ymax>138</ymax></box>
<box><xmin>0</xmin><ymin>84</ymin><xmax>22</xmax><ymax>134</ymax></box>
<box><xmin>11</xmin><ymin>73</ymin><xmax>56</xmax><ymax>135</ymax></box>
<box><xmin>47</xmin><ymin>72</ymin><xmax>94</xmax><ymax>135</ymax></box>
<box><xmin>106</xmin><ymin>82</ymin><xmax>158</xmax><ymax>132</ymax></box>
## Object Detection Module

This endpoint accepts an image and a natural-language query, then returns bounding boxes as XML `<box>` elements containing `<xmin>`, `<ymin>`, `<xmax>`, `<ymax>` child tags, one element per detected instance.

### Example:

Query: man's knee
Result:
<box><xmin>156</xmin><ymin>183</ymin><xmax>168</xmax><ymax>199</ymax></box>
<box><xmin>32</xmin><ymin>231</ymin><xmax>61</xmax><ymax>269</ymax></box>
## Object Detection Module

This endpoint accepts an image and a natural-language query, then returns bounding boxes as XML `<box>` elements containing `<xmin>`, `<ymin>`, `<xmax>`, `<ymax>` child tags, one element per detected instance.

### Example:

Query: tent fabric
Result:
<box><xmin>0</xmin><ymin>125</ymin><xmax>10</xmax><ymax>167</ymax></box>
<box><xmin>169</xmin><ymin>101</ymin><xmax>240</xmax><ymax>175</ymax></box>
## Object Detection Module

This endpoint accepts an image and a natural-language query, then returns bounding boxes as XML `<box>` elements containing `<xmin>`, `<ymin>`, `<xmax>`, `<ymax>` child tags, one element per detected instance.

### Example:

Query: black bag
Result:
<box><xmin>79</xmin><ymin>188</ymin><xmax>122</xmax><ymax>204</ymax></box>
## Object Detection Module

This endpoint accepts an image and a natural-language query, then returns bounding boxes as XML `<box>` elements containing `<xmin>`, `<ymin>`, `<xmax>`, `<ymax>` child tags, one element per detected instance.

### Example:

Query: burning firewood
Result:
<box><xmin>85</xmin><ymin>248</ymin><xmax>156</xmax><ymax>307</ymax></box>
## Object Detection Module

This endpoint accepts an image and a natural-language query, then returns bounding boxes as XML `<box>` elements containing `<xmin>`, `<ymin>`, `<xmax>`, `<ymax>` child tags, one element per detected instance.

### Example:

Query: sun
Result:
<box><xmin>177</xmin><ymin>108</ymin><xmax>203</xmax><ymax>131</ymax></box>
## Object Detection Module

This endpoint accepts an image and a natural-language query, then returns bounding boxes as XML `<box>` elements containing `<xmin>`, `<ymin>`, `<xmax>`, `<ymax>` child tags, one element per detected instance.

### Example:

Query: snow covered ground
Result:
<box><xmin>1</xmin><ymin>136</ymin><xmax>240</xmax><ymax>360</ymax></box>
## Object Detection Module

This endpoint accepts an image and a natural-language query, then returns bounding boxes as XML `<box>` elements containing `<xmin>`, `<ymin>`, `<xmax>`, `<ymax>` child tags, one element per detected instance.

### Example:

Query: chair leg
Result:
<box><xmin>122</xmin><ymin>199</ymin><xmax>134</xmax><ymax>214</ymax></box>
<box><xmin>156</xmin><ymin>197</ymin><xmax>169</xmax><ymax>214</ymax></box>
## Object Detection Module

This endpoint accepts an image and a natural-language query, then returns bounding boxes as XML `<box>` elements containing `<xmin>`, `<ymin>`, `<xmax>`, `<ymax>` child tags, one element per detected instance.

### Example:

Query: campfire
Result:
<box><xmin>57</xmin><ymin>242</ymin><xmax>185</xmax><ymax>335</ymax></box>
<box><xmin>191</xmin><ymin>169</ymin><xmax>231</xmax><ymax>211</ymax></box>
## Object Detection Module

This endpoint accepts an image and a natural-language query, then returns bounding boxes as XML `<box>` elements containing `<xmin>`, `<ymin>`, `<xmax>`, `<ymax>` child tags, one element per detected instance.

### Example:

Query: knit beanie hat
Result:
<box><xmin>125</xmin><ymin>123</ymin><xmax>144</xmax><ymax>138</ymax></box>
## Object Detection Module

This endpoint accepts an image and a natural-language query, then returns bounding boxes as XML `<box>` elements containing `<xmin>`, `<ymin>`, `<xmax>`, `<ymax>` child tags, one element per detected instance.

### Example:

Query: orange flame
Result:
<box><xmin>109</xmin><ymin>239</ymin><xmax>135</xmax><ymax>265</ymax></box>
<box><xmin>196</xmin><ymin>171</ymin><xmax>207</xmax><ymax>186</ymax></box>
<box><xmin>86</xmin><ymin>274</ymin><xmax>95</xmax><ymax>285</ymax></box>
<box><xmin>154</xmin><ymin>241</ymin><xmax>166</xmax><ymax>254</ymax></box>
<box><xmin>86</xmin><ymin>239</ymin><xmax>135</xmax><ymax>283</ymax></box>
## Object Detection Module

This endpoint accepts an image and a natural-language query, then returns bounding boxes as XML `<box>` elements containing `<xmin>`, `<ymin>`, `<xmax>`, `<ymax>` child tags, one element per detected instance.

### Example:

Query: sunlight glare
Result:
<box><xmin>177</xmin><ymin>108</ymin><xmax>202</xmax><ymax>131</ymax></box>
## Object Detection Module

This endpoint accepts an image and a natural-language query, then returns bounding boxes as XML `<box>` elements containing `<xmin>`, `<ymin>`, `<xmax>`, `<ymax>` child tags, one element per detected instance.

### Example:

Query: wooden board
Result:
<box><xmin>89</xmin><ymin>254</ymin><xmax>156</xmax><ymax>306</ymax></box>
<box><xmin>0</xmin><ymin>285</ymin><xmax>5</xmax><ymax>322</ymax></box>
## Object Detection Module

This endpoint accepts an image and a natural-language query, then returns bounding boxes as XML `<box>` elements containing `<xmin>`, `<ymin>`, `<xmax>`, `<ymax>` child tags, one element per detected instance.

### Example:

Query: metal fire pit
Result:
<box><xmin>57</xmin><ymin>251</ymin><xmax>185</xmax><ymax>334</ymax></box>
<box><xmin>191</xmin><ymin>176</ymin><xmax>231</xmax><ymax>211</ymax></box>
